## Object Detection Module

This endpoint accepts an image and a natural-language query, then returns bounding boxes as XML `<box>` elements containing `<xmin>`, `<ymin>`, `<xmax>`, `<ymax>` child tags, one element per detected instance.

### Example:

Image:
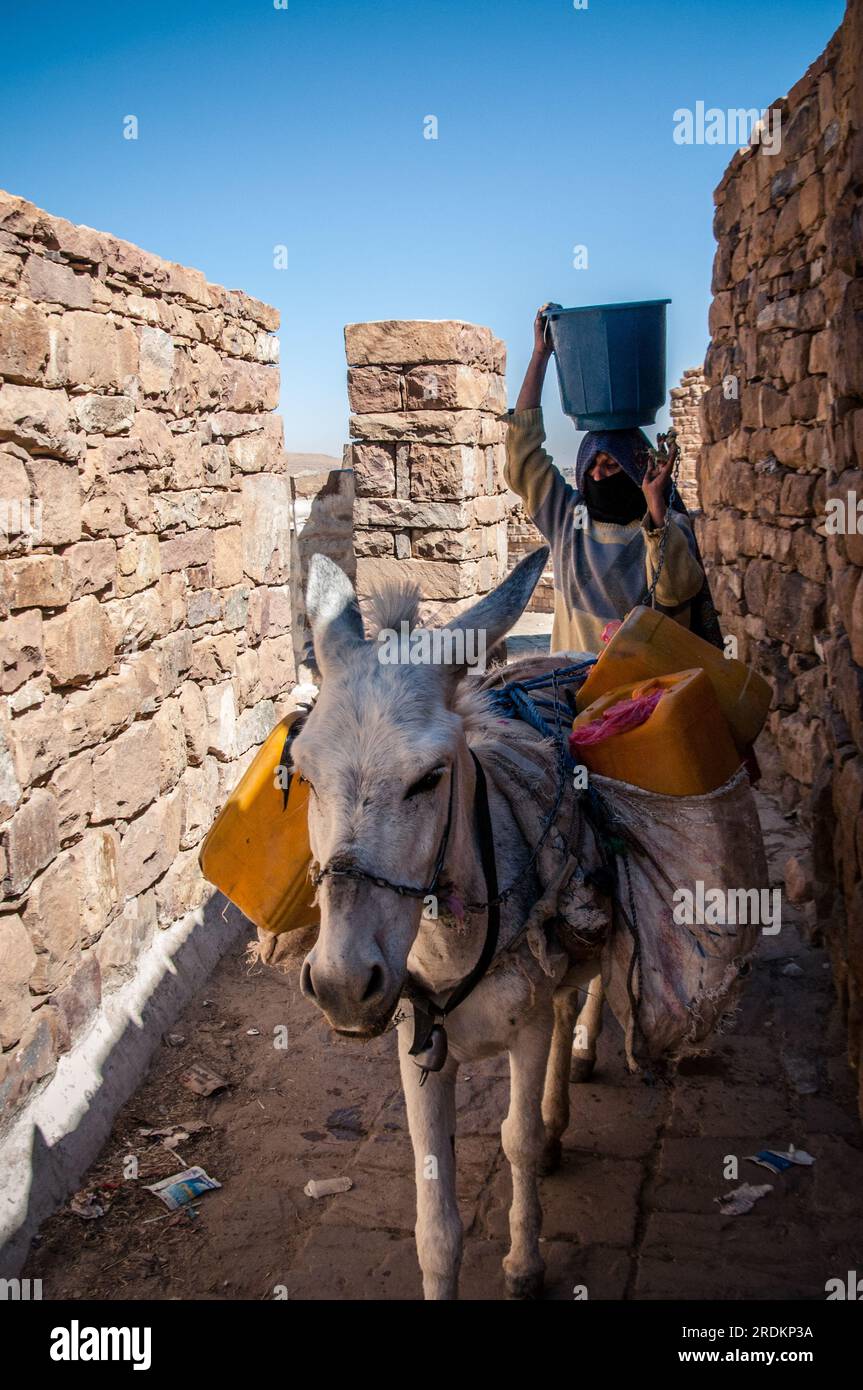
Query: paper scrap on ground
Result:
<box><xmin>716</xmin><ymin>1182</ymin><xmax>773</xmax><ymax>1216</ymax></box>
<box><xmin>145</xmin><ymin>1167</ymin><xmax>222</xmax><ymax>1210</ymax></box>
<box><xmin>746</xmin><ymin>1145</ymin><xmax>816</xmax><ymax>1174</ymax></box>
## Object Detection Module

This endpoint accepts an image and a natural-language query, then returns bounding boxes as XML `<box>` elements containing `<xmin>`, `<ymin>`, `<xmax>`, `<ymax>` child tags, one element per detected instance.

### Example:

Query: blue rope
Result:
<box><xmin>486</xmin><ymin>659</ymin><xmax>595</xmax><ymax>746</ymax></box>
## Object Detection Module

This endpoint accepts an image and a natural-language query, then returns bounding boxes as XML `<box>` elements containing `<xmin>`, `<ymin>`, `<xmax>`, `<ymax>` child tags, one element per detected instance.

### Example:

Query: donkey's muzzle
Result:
<box><xmin>300</xmin><ymin>948</ymin><xmax>397</xmax><ymax>1036</ymax></box>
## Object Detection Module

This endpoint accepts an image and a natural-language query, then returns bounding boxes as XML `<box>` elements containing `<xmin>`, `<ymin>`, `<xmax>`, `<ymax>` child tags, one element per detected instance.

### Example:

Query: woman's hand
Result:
<box><xmin>515</xmin><ymin>304</ymin><xmax>562</xmax><ymax>412</ymax></box>
<box><xmin>641</xmin><ymin>431</ymin><xmax>679</xmax><ymax>528</ymax></box>
<box><xmin>533</xmin><ymin>302</ymin><xmax>562</xmax><ymax>359</ymax></box>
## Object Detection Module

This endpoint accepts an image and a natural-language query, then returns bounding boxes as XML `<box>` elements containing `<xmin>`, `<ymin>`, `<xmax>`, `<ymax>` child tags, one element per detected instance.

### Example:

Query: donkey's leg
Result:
<box><xmin>571</xmin><ymin>963</ymin><xmax>604</xmax><ymax>1083</ymax></box>
<box><xmin>539</xmin><ymin>972</ymin><xmax>581</xmax><ymax>1174</ymax></box>
<box><xmin>397</xmin><ymin>1023</ymin><xmax>462</xmax><ymax>1300</ymax></box>
<box><xmin>502</xmin><ymin>1008</ymin><xmax>554</xmax><ymax>1299</ymax></box>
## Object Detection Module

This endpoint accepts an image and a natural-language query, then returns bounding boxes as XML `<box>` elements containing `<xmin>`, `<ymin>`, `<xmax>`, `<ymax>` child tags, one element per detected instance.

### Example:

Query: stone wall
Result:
<box><xmin>696</xmin><ymin>0</ymin><xmax>863</xmax><ymax>1113</ymax></box>
<box><xmin>344</xmin><ymin>321</ymin><xmax>511</xmax><ymax>621</ymax></box>
<box><xmin>0</xmin><ymin>190</ymin><xmax>300</xmax><ymax>1127</ymax></box>
<box><xmin>670</xmin><ymin>367</ymin><xmax>706</xmax><ymax>511</ymax></box>
<box><xmin>506</xmin><ymin>503</ymin><xmax>555</xmax><ymax>613</ymax></box>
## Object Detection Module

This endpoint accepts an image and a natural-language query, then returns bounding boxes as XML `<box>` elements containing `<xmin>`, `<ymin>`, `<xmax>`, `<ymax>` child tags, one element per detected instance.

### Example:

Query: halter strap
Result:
<box><xmin>407</xmin><ymin>749</ymin><xmax>501</xmax><ymax>1059</ymax></box>
<box><xmin>309</xmin><ymin>757</ymin><xmax>456</xmax><ymax>901</ymax></box>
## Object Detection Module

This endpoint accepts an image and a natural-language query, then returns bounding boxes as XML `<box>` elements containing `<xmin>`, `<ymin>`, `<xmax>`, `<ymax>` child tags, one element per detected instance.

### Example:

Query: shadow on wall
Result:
<box><xmin>0</xmin><ymin>892</ymin><xmax>252</xmax><ymax>1278</ymax></box>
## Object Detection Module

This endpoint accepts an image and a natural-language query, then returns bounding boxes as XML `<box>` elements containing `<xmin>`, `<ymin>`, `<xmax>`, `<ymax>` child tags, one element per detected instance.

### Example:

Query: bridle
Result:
<box><xmin>308</xmin><ymin>750</ymin><xmax>501</xmax><ymax>1083</ymax></box>
<box><xmin>309</xmin><ymin>758</ymin><xmax>456</xmax><ymax>903</ymax></box>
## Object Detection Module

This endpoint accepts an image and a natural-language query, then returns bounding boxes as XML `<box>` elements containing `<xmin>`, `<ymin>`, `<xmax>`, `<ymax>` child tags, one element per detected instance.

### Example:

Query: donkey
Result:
<box><xmin>291</xmin><ymin>547</ymin><xmax>606</xmax><ymax>1300</ymax></box>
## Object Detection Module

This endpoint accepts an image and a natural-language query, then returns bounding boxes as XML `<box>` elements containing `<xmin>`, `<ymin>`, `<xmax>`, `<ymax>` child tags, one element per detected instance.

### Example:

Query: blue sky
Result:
<box><xmin>0</xmin><ymin>0</ymin><xmax>844</xmax><ymax>465</ymax></box>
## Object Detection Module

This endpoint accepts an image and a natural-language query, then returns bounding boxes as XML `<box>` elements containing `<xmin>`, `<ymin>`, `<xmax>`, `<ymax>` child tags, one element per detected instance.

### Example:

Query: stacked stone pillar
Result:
<box><xmin>669</xmin><ymin>367</ymin><xmax>706</xmax><ymax>512</ymax></box>
<box><xmin>344</xmin><ymin>321</ymin><xmax>510</xmax><ymax>618</ymax></box>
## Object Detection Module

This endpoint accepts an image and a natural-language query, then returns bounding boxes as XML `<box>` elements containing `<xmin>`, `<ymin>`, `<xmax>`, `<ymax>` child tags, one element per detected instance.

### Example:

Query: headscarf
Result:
<box><xmin>574</xmin><ymin>428</ymin><xmax>725</xmax><ymax>649</ymax></box>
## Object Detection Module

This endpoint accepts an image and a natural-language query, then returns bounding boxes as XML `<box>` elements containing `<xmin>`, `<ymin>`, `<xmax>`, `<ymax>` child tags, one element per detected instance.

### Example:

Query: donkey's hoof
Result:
<box><xmin>570</xmin><ymin>1054</ymin><xmax>595</xmax><ymax>1084</ymax></box>
<box><xmin>504</xmin><ymin>1267</ymin><xmax>545</xmax><ymax>1300</ymax></box>
<box><xmin>538</xmin><ymin>1137</ymin><xmax>562</xmax><ymax>1175</ymax></box>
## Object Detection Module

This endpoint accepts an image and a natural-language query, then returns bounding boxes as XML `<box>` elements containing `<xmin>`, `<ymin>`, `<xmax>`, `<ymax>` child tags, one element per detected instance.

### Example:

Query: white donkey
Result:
<box><xmin>291</xmin><ymin>547</ymin><xmax>607</xmax><ymax>1300</ymax></box>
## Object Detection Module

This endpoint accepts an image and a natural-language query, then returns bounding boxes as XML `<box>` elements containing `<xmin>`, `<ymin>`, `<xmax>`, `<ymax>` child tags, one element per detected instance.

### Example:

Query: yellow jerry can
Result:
<box><xmin>199</xmin><ymin>713</ymin><xmax>318</xmax><ymax>936</ymax></box>
<box><xmin>571</xmin><ymin>668</ymin><xmax>742</xmax><ymax>796</ymax></box>
<box><xmin>575</xmin><ymin>606</ymin><xmax>771</xmax><ymax>753</ymax></box>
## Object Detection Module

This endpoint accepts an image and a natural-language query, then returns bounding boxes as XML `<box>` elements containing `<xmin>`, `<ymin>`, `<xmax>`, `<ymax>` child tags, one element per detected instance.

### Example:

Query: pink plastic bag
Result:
<box><xmin>570</xmin><ymin>689</ymin><xmax>664</xmax><ymax>751</ymax></box>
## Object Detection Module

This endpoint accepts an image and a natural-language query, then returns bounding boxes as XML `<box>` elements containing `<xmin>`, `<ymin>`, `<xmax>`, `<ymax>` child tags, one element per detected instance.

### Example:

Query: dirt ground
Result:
<box><xmin>21</xmin><ymin>621</ymin><xmax>863</xmax><ymax>1300</ymax></box>
<box><xmin>21</xmin><ymin>792</ymin><xmax>863</xmax><ymax>1302</ymax></box>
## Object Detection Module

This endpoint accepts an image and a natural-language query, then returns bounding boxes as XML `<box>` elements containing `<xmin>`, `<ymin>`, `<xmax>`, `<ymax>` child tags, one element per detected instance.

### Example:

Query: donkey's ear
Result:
<box><xmin>444</xmin><ymin>546</ymin><xmax>549</xmax><ymax>655</ymax></box>
<box><xmin>305</xmin><ymin>553</ymin><xmax>364</xmax><ymax>674</ymax></box>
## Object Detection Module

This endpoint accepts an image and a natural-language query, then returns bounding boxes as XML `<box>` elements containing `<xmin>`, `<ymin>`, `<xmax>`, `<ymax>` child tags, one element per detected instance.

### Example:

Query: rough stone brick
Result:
<box><xmin>47</xmin><ymin>952</ymin><xmax>101</xmax><ymax>1051</ymax></box>
<box><xmin>178</xmin><ymin>679</ymin><xmax>209</xmax><ymax>766</ymax></box>
<box><xmin>116</xmin><ymin>533</ymin><xmax>160</xmax><ymax>597</ymax></box>
<box><xmin>0</xmin><ymin>715</ymin><xmax>22</xmax><ymax>824</ymax></box>
<box><xmin>153</xmin><ymin>698</ymin><xmax>187</xmax><ymax>794</ymax></box>
<box><xmin>258</xmin><ymin>635</ymin><xmax>295</xmax><ymax>700</ymax></box>
<box><xmin>3</xmin><ymin>553</ymin><xmax>72</xmax><ymax>608</ymax></box>
<box><xmin>347</xmin><ymin>441</ymin><xmax>396</xmax><ymax>497</ymax></box>
<box><xmin>236</xmin><ymin>697</ymin><xmax>275</xmax><ymax>756</ymax></box>
<box><xmin>2</xmin><ymin>608</ymin><xmax>43</xmax><ymax>691</ymax></box>
<box><xmin>179</xmin><ymin>757</ymin><xmax>219</xmax><ymax>849</ymax></box>
<box><xmin>0</xmin><ymin>1013</ymin><xmax>57</xmax><ymax>1111</ymax></box>
<box><xmin>62</xmin><ymin>310</ymin><xmax>138</xmax><ymax>389</ymax></box>
<box><xmin>94</xmin><ymin>889</ymin><xmax>156</xmax><ymax>989</ymax></box>
<box><xmin>355</xmin><ymin>497</ymin><xmax>469</xmax><ymax>531</ymax></box>
<box><xmin>22</xmin><ymin>853</ymin><xmax>82</xmax><ymax>993</ymax></box>
<box><xmin>4</xmin><ymin>787</ymin><xmax>60</xmax><ymax>895</ymax></box>
<box><xmin>104</xmin><ymin>587</ymin><xmax>165</xmax><ymax>654</ymax></box>
<box><xmin>159</xmin><ymin>527</ymin><xmax>214</xmax><ymax>573</ymax></box>
<box><xmin>212</xmin><ymin>525</ymin><xmax>243</xmax><ymax>587</ymax></box>
<box><xmin>120</xmin><ymin>786</ymin><xmax>183</xmax><ymax>897</ymax></box>
<box><xmin>347</xmin><ymin>366</ymin><xmax>403</xmax><ymax>413</ymax></box>
<box><xmin>25</xmin><ymin>456</ymin><xmax>82</xmax><ymax>543</ymax></box>
<box><xmin>220</xmin><ymin>359</ymin><xmax>279</xmax><ymax>411</ymax></box>
<box><xmin>91</xmin><ymin>719</ymin><xmax>161</xmax><ymax>821</ymax></box>
<box><xmin>0</xmin><ymin>301</ymin><xmax>51</xmax><ymax>383</ymax></box>
<box><xmin>49</xmin><ymin>748</ymin><xmax>94</xmax><ymax>841</ymax></box>
<box><xmin>242</xmin><ymin>475</ymin><xmax>290</xmax><ymax>582</ymax></box>
<box><xmin>350</xmin><ymin>409</ymin><xmax>492</xmax><ymax>446</ymax></box>
<box><xmin>22</xmin><ymin>254</ymin><xmax>93</xmax><ymax>309</ymax></box>
<box><xmin>203</xmin><ymin>681</ymin><xmax>237</xmax><ymax>760</ymax></box>
<box><xmin>74</xmin><ymin>393</ymin><xmax>135</xmax><ymax>434</ymax></box>
<box><xmin>345</xmin><ymin>320</ymin><xmax>502</xmax><ymax>370</ymax></box>
<box><xmin>0</xmin><ymin>384</ymin><xmax>77</xmax><ymax>459</ymax></box>
<box><xmin>0</xmin><ymin>914</ymin><xmax>37</xmax><ymax>1048</ymax></box>
<box><xmin>154</xmin><ymin>847</ymin><xmax>207</xmax><ymax>926</ymax></box>
<box><xmin>404</xmin><ymin>364</ymin><xmax>505</xmax><ymax>413</ymax></box>
<box><xmin>356</xmin><ymin>555</ymin><xmax>478</xmax><ymax>601</ymax></box>
<box><xmin>44</xmin><ymin>594</ymin><xmax>114</xmax><ymax>685</ymax></box>
<box><xmin>64</xmin><ymin>538</ymin><xmax>116</xmax><ymax>598</ymax></box>
<box><xmin>139</xmin><ymin>325</ymin><xmax>175</xmax><ymax>394</ymax></box>
<box><xmin>409</xmin><ymin>443</ymin><xmax>480</xmax><ymax>501</ymax></box>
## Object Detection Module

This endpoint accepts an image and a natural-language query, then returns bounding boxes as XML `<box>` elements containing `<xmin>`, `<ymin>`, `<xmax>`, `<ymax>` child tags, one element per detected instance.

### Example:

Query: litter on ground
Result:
<box><xmin>304</xmin><ymin>1177</ymin><xmax>353</xmax><ymax>1199</ymax></box>
<box><xmin>715</xmin><ymin>1183</ymin><xmax>773</xmax><ymax>1216</ymax></box>
<box><xmin>145</xmin><ymin>1167</ymin><xmax>222</xmax><ymax>1211</ymax></box>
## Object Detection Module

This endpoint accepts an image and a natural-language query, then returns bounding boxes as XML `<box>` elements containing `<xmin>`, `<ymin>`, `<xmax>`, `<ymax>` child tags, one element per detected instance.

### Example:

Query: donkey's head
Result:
<box><xmin>291</xmin><ymin>547</ymin><xmax>548</xmax><ymax>1038</ymax></box>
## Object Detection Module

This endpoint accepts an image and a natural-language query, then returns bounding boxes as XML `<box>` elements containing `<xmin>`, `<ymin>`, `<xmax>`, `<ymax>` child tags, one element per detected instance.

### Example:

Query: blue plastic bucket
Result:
<box><xmin>543</xmin><ymin>299</ymin><xmax>671</xmax><ymax>430</ymax></box>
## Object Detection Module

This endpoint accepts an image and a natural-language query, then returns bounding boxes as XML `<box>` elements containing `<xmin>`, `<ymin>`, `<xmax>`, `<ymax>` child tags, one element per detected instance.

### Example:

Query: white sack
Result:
<box><xmin>594</xmin><ymin>767</ymin><xmax>768</xmax><ymax>1068</ymax></box>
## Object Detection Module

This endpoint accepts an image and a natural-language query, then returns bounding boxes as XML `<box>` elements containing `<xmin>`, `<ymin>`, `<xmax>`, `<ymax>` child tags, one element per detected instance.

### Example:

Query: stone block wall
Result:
<box><xmin>695</xmin><ymin>0</ymin><xmax>863</xmax><ymax>1112</ymax></box>
<box><xmin>0</xmin><ymin>190</ymin><xmax>299</xmax><ymax>1125</ymax></box>
<box><xmin>670</xmin><ymin>367</ymin><xmax>706</xmax><ymax>511</ymax></box>
<box><xmin>506</xmin><ymin>504</ymin><xmax>555</xmax><ymax>613</ymax></box>
<box><xmin>344</xmin><ymin>320</ymin><xmax>511</xmax><ymax>620</ymax></box>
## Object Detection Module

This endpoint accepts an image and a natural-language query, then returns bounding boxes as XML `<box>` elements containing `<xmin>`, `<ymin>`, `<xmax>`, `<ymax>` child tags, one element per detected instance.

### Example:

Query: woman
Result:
<box><xmin>505</xmin><ymin>304</ymin><xmax>721</xmax><ymax>655</ymax></box>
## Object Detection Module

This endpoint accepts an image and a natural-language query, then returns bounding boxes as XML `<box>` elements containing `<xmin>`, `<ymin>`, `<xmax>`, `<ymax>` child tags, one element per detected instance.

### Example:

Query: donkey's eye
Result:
<box><xmin>405</xmin><ymin>766</ymin><xmax>446</xmax><ymax>799</ymax></box>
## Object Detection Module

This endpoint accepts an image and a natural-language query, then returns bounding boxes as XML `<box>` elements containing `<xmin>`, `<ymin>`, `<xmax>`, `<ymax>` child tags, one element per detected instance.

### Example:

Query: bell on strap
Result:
<box><xmin>412</xmin><ymin>1024</ymin><xmax>448</xmax><ymax>1085</ymax></box>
